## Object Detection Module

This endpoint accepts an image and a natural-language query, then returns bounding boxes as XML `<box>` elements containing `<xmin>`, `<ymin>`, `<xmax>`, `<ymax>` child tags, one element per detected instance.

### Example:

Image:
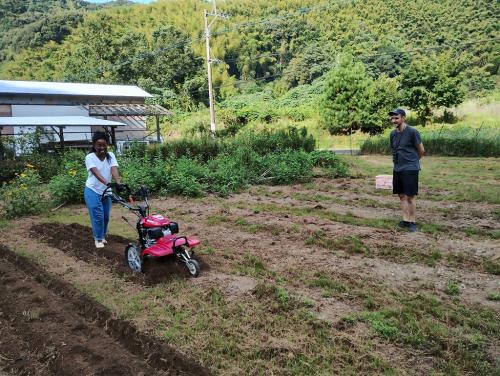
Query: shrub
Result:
<box><xmin>120</xmin><ymin>157</ymin><xmax>169</xmax><ymax>193</ymax></box>
<box><xmin>206</xmin><ymin>154</ymin><xmax>250</xmax><ymax>196</ymax></box>
<box><xmin>361</xmin><ymin>126</ymin><xmax>500</xmax><ymax>157</ymax></box>
<box><xmin>165</xmin><ymin>157</ymin><xmax>207</xmax><ymax>197</ymax></box>
<box><xmin>230</xmin><ymin>127</ymin><xmax>315</xmax><ymax>155</ymax></box>
<box><xmin>260</xmin><ymin>150</ymin><xmax>313</xmax><ymax>185</ymax></box>
<box><xmin>0</xmin><ymin>168</ymin><xmax>46</xmax><ymax>218</ymax></box>
<box><xmin>0</xmin><ymin>159</ymin><xmax>26</xmax><ymax>184</ymax></box>
<box><xmin>155</xmin><ymin>137</ymin><xmax>222</xmax><ymax>162</ymax></box>
<box><xmin>47</xmin><ymin>151</ymin><xmax>87</xmax><ymax>205</ymax></box>
<box><xmin>309</xmin><ymin>150</ymin><xmax>350</xmax><ymax>177</ymax></box>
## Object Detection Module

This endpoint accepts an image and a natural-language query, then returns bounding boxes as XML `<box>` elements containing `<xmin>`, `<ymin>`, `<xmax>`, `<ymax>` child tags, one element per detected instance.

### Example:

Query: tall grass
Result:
<box><xmin>361</xmin><ymin>124</ymin><xmax>500</xmax><ymax>157</ymax></box>
<box><xmin>126</xmin><ymin>127</ymin><xmax>316</xmax><ymax>161</ymax></box>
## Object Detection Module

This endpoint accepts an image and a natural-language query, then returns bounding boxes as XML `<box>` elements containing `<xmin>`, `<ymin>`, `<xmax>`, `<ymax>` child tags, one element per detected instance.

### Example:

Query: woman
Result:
<box><xmin>84</xmin><ymin>132</ymin><xmax>122</xmax><ymax>248</ymax></box>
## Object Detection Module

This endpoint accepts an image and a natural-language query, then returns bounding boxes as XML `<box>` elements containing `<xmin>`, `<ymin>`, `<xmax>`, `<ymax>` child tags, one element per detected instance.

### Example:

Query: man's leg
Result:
<box><xmin>399</xmin><ymin>194</ymin><xmax>409</xmax><ymax>222</ymax></box>
<box><xmin>406</xmin><ymin>195</ymin><xmax>416</xmax><ymax>223</ymax></box>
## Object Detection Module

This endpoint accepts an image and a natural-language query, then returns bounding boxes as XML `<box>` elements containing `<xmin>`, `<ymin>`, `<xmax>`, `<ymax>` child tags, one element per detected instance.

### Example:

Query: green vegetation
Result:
<box><xmin>0</xmin><ymin>167</ymin><xmax>46</xmax><ymax>218</ymax></box>
<box><xmin>361</xmin><ymin>123</ymin><xmax>500</xmax><ymax>157</ymax></box>
<box><xmin>360</xmin><ymin>293</ymin><xmax>499</xmax><ymax>375</ymax></box>
<box><xmin>1</xmin><ymin>0</ymin><xmax>498</xmax><ymax>140</ymax></box>
<box><xmin>445</xmin><ymin>281</ymin><xmax>461</xmax><ymax>296</ymax></box>
<box><xmin>344</xmin><ymin>155</ymin><xmax>500</xmax><ymax>204</ymax></box>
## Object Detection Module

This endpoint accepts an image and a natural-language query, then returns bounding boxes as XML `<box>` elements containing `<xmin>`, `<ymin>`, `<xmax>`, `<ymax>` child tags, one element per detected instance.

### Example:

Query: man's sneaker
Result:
<box><xmin>95</xmin><ymin>240</ymin><xmax>105</xmax><ymax>249</ymax></box>
<box><xmin>102</xmin><ymin>239</ymin><xmax>108</xmax><ymax>245</ymax></box>
<box><xmin>408</xmin><ymin>223</ymin><xmax>417</xmax><ymax>232</ymax></box>
<box><xmin>398</xmin><ymin>220</ymin><xmax>410</xmax><ymax>228</ymax></box>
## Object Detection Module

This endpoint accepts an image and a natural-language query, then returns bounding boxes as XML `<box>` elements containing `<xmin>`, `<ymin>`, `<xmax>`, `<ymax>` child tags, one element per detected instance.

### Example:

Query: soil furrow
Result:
<box><xmin>0</xmin><ymin>244</ymin><xmax>210</xmax><ymax>376</ymax></box>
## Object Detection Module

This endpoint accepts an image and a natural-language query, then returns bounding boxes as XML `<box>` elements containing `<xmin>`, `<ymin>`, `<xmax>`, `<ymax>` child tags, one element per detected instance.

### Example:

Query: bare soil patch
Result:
<box><xmin>30</xmin><ymin>223</ymin><xmax>210</xmax><ymax>286</ymax></box>
<box><xmin>0</xmin><ymin>244</ymin><xmax>209</xmax><ymax>376</ymax></box>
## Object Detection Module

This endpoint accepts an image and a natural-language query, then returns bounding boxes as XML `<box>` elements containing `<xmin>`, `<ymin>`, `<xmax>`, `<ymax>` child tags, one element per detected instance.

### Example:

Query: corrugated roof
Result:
<box><xmin>0</xmin><ymin>80</ymin><xmax>152</xmax><ymax>98</ymax></box>
<box><xmin>0</xmin><ymin>116</ymin><xmax>127</xmax><ymax>127</ymax></box>
<box><xmin>86</xmin><ymin>104</ymin><xmax>173</xmax><ymax>116</ymax></box>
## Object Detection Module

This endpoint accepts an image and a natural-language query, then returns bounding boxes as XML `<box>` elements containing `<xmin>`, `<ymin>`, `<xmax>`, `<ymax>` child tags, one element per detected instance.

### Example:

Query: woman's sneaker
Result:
<box><xmin>408</xmin><ymin>223</ymin><xmax>417</xmax><ymax>232</ymax></box>
<box><xmin>95</xmin><ymin>240</ymin><xmax>105</xmax><ymax>249</ymax></box>
<box><xmin>102</xmin><ymin>239</ymin><xmax>108</xmax><ymax>245</ymax></box>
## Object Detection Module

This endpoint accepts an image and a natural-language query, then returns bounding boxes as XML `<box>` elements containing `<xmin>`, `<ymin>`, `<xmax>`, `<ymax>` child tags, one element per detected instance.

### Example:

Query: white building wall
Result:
<box><xmin>11</xmin><ymin>105</ymin><xmax>92</xmax><ymax>142</ymax></box>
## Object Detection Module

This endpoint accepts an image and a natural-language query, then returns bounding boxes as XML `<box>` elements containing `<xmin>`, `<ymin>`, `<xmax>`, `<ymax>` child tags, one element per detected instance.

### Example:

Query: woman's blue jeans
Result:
<box><xmin>84</xmin><ymin>187</ymin><xmax>111</xmax><ymax>241</ymax></box>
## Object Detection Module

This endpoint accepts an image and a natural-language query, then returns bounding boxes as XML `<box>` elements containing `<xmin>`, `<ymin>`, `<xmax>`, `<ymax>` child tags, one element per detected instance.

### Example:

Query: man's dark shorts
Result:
<box><xmin>393</xmin><ymin>170</ymin><xmax>419</xmax><ymax>196</ymax></box>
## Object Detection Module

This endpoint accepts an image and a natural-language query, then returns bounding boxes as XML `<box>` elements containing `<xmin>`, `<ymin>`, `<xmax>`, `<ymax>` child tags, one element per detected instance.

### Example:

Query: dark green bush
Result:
<box><xmin>310</xmin><ymin>150</ymin><xmax>350</xmax><ymax>177</ymax></box>
<box><xmin>260</xmin><ymin>150</ymin><xmax>314</xmax><ymax>185</ymax></box>
<box><xmin>229</xmin><ymin>127</ymin><xmax>315</xmax><ymax>156</ymax></box>
<box><xmin>165</xmin><ymin>157</ymin><xmax>207</xmax><ymax>197</ymax></box>
<box><xmin>120</xmin><ymin>157</ymin><xmax>169</xmax><ymax>193</ymax></box>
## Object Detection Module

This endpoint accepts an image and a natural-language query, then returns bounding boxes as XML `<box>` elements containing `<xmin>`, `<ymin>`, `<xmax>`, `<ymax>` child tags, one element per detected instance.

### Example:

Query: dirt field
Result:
<box><xmin>0</xmin><ymin>156</ymin><xmax>498</xmax><ymax>375</ymax></box>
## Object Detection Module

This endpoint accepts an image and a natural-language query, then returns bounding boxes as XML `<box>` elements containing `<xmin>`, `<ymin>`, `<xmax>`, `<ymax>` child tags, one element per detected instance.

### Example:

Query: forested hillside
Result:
<box><xmin>1</xmin><ymin>0</ymin><xmax>498</xmax><ymax>131</ymax></box>
<box><xmin>0</xmin><ymin>0</ymin><xmax>131</xmax><ymax>61</ymax></box>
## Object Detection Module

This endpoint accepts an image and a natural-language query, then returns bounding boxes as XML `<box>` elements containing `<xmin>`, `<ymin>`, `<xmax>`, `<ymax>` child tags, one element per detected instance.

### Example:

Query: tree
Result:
<box><xmin>401</xmin><ymin>54</ymin><xmax>464</xmax><ymax>124</ymax></box>
<box><xmin>62</xmin><ymin>14</ymin><xmax>148</xmax><ymax>84</ymax></box>
<box><xmin>282</xmin><ymin>43</ymin><xmax>334</xmax><ymax>88</ymax></box>
<box><xmin>364</xmin><ymin>75</ymin><xmax>401</xmax><ymax>134</ymax></box>
<box><xmin>137</xmin><ymin>25</ymin><xmax>200</xmax><ymax>90</ymax></box>
<box><xmin>320</xmin><ymin>53</ymin><xmax>371</xmax><ymax>135</ymax></box>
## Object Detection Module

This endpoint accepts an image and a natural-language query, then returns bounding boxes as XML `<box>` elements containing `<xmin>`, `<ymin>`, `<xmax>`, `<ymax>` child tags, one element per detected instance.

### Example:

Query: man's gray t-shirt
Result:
<box><xmin>390</xmin><ymin>125</ymin><xmax>422</xmax><ymax>172</ymax></box>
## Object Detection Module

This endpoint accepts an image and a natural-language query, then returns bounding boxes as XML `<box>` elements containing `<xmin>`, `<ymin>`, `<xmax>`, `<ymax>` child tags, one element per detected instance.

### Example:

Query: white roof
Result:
<box><xmin>0</xmin><ymin>80</ymin><xmax>152</xmax><ymax>98</ymax></box>
<box><xmin>0</xmin><ymin>116</ymin><xmax>126</xmax><ymax>127</ymax></box>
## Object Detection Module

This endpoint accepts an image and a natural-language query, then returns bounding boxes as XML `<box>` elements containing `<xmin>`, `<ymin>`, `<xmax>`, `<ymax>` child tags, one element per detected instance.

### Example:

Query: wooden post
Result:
<box><xmin>0</xmin><ymin>126</ymin><xmax>3</xmax><ymax>160</ymax></box>
<box><xmin>110</xmin><ymin>126</ymin><xmax>117</xmax><ymax>147</ymax></box>
<box><xmin>155</xmin><ymin>115</ymin><xmax>161</xmax><ymax>143</ymax></box>
<box><xmin>58</xmin><ymin>126</ymin><xmax>65</xmax><ymax>153</ymax></box>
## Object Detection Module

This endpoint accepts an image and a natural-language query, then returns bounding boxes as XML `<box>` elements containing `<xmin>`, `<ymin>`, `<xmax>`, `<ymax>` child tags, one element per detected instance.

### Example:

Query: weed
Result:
<box><xmin>276</xmin><ymin>287</ymin><xmax>290</xmax><ymax>307</ymax></box>
<box><xmin>308</xmin><ymin>272</ymin><xmax>348</xmax><ymax>299</ymax></box>
<box><xmin>198</xmin><ymin>247</ymin><xmax>217</xmax><ymax>255</ymax></box>
<box><xmin>486</xmin><ymin>292</ymin><xmax>500</xmax><ymax>301</ymax></box>
<box><xmin>445</xmin><ymin>281</ymin><xmax>460</xmax><ymax>296</ymax></box>
<box><xmin>483</xmin><ymin>260</ymin><xmax>500</xmax><ymax>275</ymax></box>
<box><xmin>234</xmin><ymin>253</ymin><xmax>268</xmax><ymax>277</ymax></box>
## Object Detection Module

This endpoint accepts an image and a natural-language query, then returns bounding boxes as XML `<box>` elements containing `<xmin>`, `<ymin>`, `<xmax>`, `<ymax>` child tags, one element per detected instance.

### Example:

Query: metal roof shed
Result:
<box><xmin>0</xmin><ymin>116</ymin><xmax>126</xmax><ymax>152</ymax></box>
<box><xmin>0</xmin><ymin>80</ymin><xmax>153</xmax><ymax>105</ymax></box>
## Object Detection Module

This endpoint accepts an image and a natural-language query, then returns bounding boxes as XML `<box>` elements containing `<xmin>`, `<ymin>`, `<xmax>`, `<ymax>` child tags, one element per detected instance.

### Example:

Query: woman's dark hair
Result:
<box><xmin>90</xmin><ymin>131</ymin><xmax>111</xmax><ymax>162</ymax></box>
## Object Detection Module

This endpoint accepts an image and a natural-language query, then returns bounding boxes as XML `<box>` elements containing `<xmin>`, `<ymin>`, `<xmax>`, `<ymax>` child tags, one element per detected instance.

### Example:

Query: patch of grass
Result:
<box><xmin>198</xmin><ymin>246</ymin><xmax>217</xmax><ymax>255</ymax></box>
<box><xmin>305</xmin><ymin>231</ymin><xmax>371</xmax><ymax>255</ymax></box>
<box><xmin>483</xmin><ymin>260</ymin><xmax>500</xmax><ymax>275</ymax></box>
<box><xmin>486</xmin><ymin>292</ymin><xmax>500</xmax><ymax>301</ymax></box>
<box><xmin>360</xmin><ymin>293</ymin><xmax>499</xmax><ymax>375</ymax></box>
<box><xmin>445</xmin><ymin>281</ymin><xmax>460</xmax><ymax>296</ymax></box>
<box><xmin>234</xmin><ymin>217</ymin><xmax>266</xmax><ymax>234</ymax></box>
<box><xmin>291</xmin><ymin>192</ymin><xmax>335</xmax><ymax>203</ymax></box>
<box><xmin>236</xmin><ymin>201</ymin><xmax>449</xmax><ymax>235</ymax></box>
<box><xmin>234</xmin><ymin>253</ymin><xmax>269</xmax><ymax>277</ymax></box>
<box><xmin>307</xmin><ymin>272</ymin><xmax>348</xmax><ymax>298</ymax></box>
<box><xmin>0</xmin><ymin>219</ymin><xmax>11</xmax><ymax>229</ymax></box>
<box><xmin>344</xmin><ymin>155</ymin><xmax>500</xmax><ymax>204</ymax></box>
<box><xmin>45</xmin><ymin>207</ymin><xmax>88</xmax><ymax>226</ymax></box>
<box><xmin>378</xmin><ymin>246</ymin><xmax>443</xmax><ymax>267</ymax></box>
<box><xmin>464</xmin><ymin>227</ymin><xmax>500</xmax><ymax>240</ymax></box>
<box><xmin>206</xmin><ymin>214</ymin><xmax>229</xmax><ymax>225</ymax></box>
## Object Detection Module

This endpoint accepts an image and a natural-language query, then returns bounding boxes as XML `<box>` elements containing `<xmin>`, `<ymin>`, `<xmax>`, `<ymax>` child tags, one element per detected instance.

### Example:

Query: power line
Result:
<box><xmin>187</xmin><ymin>36</ymin><xmax>500</xmax><ymax>96</ymax></box>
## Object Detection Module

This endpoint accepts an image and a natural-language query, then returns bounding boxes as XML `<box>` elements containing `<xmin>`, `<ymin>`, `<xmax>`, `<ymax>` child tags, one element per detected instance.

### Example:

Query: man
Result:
<box><xmin>389</xmin><ymin>108</ymin><xmax>424</xmax><ymax>232</ymax></box>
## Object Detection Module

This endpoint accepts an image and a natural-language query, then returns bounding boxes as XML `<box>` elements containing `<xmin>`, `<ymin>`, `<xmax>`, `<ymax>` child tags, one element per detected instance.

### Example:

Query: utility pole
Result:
<box><xmin>203</xmin><ymin>0</ymin><xmax>229</xmax><ymax>136</ymax></box>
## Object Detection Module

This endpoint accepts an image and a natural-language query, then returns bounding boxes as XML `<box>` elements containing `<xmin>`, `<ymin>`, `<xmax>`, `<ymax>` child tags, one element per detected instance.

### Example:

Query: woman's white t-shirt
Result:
<box><xmin>85</xmin><ymin>152</ymin><xmax>118</xmax><ymax>195</ymax></box>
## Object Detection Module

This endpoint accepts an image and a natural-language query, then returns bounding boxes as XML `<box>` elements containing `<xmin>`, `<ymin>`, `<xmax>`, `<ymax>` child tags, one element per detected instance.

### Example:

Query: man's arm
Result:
<box><xmin>417</xmin><ymin>143</ymin><xmax>425</xmax><ymax>159</ymax></box>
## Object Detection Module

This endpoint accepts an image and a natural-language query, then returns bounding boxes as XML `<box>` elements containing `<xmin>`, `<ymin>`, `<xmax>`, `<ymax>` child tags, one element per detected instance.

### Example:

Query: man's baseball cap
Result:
<box><xmin>388</xmin><ymin>108</ymin><xmax>406</xmax><ymax>117</ymax></box>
